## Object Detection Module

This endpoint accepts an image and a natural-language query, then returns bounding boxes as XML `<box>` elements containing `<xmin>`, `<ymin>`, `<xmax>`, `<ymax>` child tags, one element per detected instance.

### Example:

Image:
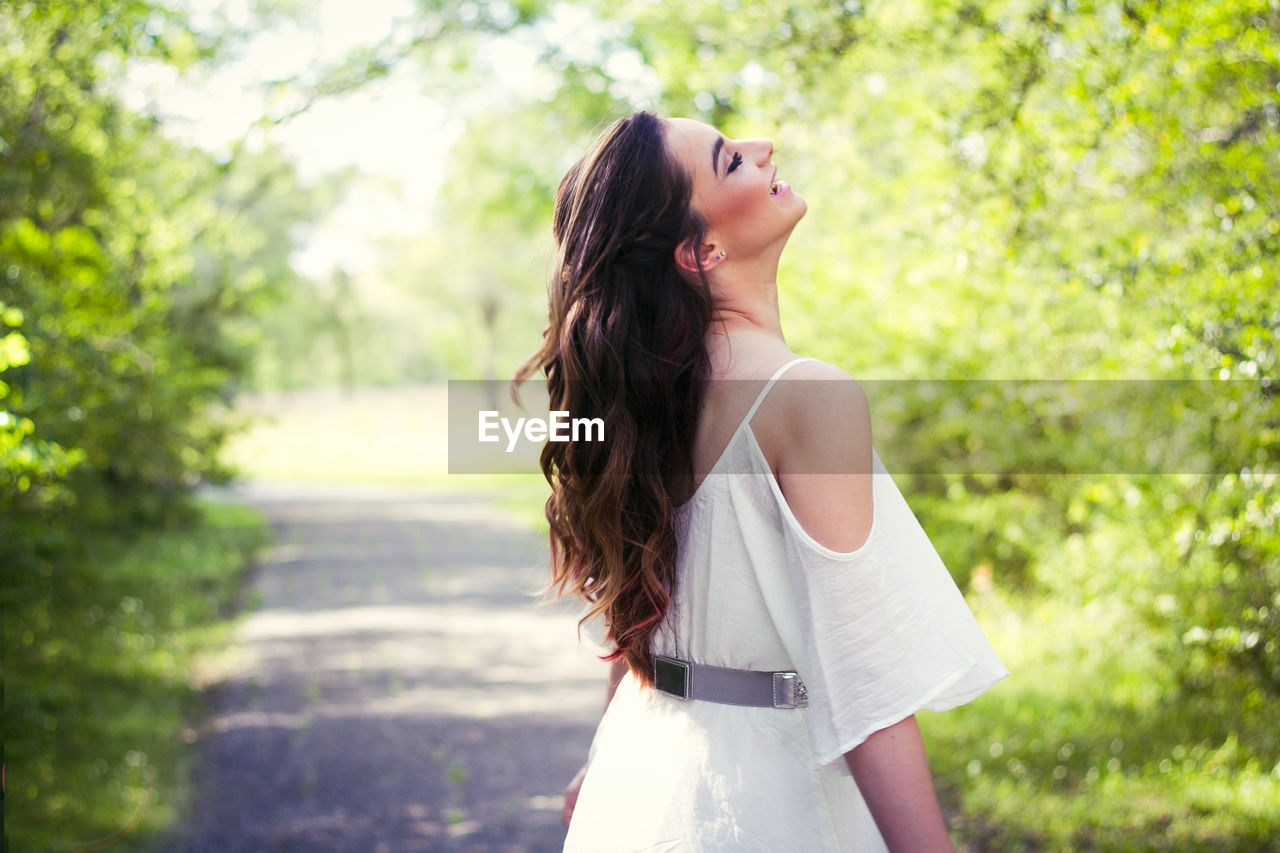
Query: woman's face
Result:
<box><xmin>663</xmin><ymin>117</ymin><xmax>806</xmax><ymax>263</ymax></box>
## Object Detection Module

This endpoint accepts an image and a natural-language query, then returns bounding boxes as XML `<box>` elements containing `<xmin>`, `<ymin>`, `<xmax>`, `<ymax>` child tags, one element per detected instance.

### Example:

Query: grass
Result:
<box><xmin>220</xmin><ymin>384</ymin><xmax>451</xmax><ymax>485</ymax></box>
<box><xmin>922</xmin><ymin>591</ymin><xmax>1280</xmax><ymax>851</ymax></box>
<box><xmin>4</xmin><ymin>498</ymin><xmax>273</xmax><ymax>852</ymax></box>
<box><xmin>220</xmin><ymin>382</ymin><xmax>553</xmax><ymax>528</ymax></box>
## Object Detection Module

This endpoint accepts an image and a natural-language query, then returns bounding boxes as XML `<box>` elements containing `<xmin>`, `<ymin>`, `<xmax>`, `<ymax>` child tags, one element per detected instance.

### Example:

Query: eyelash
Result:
<box><xmin>727</xmin><ymin>152</ymin><xmax>743</xmax><ymax>174</ymax></box>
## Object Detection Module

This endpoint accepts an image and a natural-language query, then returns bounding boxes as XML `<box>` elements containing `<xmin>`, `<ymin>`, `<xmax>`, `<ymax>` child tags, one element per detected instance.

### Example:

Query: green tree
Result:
<box><xmin>0</xmin><ymin>1</ymin><xmax>332</xmax><ymax>529</ymax></box>
<box><xmin>1</xmin><ymin>4</ymin><xmax>335</xmax><ymax>841</ymax></box>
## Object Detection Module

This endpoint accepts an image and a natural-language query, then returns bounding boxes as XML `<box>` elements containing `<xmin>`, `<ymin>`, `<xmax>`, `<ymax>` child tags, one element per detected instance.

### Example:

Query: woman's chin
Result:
<box><xmin>790</xmin><ymin>194</ymin><xmax>808</xmax><ymax>220</ymax></box>
<box><xmin>780</xmin><ymin>184</ymin><xmax>807</xmax><ymax>210</ymax></box>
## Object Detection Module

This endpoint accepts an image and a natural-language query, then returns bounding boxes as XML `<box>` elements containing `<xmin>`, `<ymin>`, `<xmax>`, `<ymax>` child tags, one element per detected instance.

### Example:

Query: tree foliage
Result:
<box><xmin>1</xmin><ymin>1</ymin><xmax>335</xmax><ymax>841</ymax></box>
<box><xmin>386</xmin><ymin>0</ymin><xmax>1279</xmax><ymax>789</ymax></box>
<box><xmin>345</xmin><ymin>0</ymin><xmax>1280</xmax><ymax>711</ymax></box>
<box><xmin>0</xmin><ymin>0</ymin><xmax>325</xmax><ymax>532</ymax></box>
<box><xmin>566</xmin><ymin>0</ymin><xmax>1280</xmax><ymax>706</ymax></box>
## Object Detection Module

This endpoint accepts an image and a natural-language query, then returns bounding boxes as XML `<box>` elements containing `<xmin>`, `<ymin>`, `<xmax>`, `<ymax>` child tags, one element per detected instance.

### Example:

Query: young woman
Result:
<box><xmin>513</xmin><ymin>111</ymin><xmax>1009</xmax><ymax>852</ymax></box>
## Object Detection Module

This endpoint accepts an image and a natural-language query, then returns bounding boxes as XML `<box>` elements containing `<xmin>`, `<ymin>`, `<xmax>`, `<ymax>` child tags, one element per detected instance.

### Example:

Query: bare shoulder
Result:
<box><xmin>756</xmin><ymin>357</ymin><xmax>875</xmax><ymax>552</ymax></box>
<box><xmin>770</xmin><ymin>359</ymin><xmax>871</xmax><ymax>448</ymax></box>
<box><xmin>749</xmin><ymin>358</ymin><xmax>871</xmax><ymax>468</ymax></box>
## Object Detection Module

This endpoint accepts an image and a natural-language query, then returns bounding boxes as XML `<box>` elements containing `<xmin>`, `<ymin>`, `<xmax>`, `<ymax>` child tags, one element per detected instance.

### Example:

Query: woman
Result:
<box><xmin>513</xmin><ymin>112</ymin><xmax>1008</xmax><ymax>852</ymax></box>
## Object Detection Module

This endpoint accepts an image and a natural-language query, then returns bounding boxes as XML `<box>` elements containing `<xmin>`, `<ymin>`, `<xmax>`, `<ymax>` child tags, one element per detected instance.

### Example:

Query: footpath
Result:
<box><xmin>178</xmin><ymin>480</ymin><xmax>605</xmax><ymax>852</ymax></box>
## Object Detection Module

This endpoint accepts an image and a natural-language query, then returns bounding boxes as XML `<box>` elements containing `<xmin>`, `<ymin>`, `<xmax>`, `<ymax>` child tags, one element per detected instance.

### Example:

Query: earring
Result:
<box><xmin>715</xmin><ymin>250</ymin><xmax>727</xmax><ymax>261</ymax></box>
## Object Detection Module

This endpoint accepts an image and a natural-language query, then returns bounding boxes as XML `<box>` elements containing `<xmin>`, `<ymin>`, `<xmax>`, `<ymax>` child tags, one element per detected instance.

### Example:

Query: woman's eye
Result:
<box><xmin>727</xmin><ymin>152</ymin><xmax>743</xmax><ymax>174</ymax></box>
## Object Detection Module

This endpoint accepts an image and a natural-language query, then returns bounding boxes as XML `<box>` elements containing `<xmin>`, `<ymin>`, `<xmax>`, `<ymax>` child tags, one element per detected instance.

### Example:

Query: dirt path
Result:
<box><xmin>179</xmin><ymin>480</ymin><xmax>605</xmax><ymax>852</ymax></box>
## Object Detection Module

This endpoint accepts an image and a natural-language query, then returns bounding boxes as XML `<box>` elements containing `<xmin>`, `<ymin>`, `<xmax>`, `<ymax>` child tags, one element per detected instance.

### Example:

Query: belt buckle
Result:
<box><xmin>772</xmin><ymin>672</ymin><xmax>809</xmax><ymax>709</ymax></box>
<box><xmin>654</xmin><ymin>656</ymin><xmax>690</xmax><ymax>700</ymax></box>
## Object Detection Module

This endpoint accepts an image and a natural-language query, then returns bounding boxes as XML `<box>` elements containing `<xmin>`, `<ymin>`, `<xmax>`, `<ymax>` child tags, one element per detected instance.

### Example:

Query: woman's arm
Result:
<box><xmin>771</xmin><ymin>366</ymin><xmax>952</xmax><ymax>849</ymax></box>
<box><xmin>601</xmin><ymin>656</ymin><xmax>630</xmax><ymax>709</ymax></box>
<box><xmin>563</xmin><ymin>658</ymin><xmax>629</xmax><ymax>828</ymax></box>
<box><xmin>844</xmin><ymin>716</ymin><xmax>955</xmax><ymax>852</ymax></box>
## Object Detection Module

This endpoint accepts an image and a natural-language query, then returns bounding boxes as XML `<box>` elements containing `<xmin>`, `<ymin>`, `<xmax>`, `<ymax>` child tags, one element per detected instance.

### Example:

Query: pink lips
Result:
<box><xmin>769</xmin><ymin>164</ymin><xmax>790</xmax><ymax>198</ymax></box>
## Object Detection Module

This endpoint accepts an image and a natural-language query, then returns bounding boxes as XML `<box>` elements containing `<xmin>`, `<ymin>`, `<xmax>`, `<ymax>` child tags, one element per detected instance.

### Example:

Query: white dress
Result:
<box><xmin>564</xmin><ymin>357</ymin><xmax>1010</xmax><ymax>852</ymax></box>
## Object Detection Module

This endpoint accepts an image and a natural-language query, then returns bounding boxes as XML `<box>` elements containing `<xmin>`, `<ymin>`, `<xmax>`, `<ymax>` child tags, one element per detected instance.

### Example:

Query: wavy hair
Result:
<box><xmin>512</xmin><ymin>112</ymin><xmax>715</xmax><ymax>687</ymax></box>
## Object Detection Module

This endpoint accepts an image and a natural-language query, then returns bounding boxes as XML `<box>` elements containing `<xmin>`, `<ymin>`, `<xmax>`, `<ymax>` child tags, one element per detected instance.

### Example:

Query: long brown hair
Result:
<box><xmin>512</xmin><ymin>111</ymin><xmax>715</xmax><ymax>686</ymax></box>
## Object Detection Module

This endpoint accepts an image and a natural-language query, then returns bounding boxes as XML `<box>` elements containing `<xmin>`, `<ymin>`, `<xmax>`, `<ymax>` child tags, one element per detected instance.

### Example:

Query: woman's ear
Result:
<box><xmin>674</xmin><ymin>239</ymin><xmax>726</xmax><ymax>275</ymax></box>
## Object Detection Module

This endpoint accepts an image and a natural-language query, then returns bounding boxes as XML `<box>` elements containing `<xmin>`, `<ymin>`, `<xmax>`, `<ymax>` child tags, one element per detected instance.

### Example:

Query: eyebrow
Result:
<box><xmin>711</xmin><ymin>136</ymin><xmax>724</xmax><ymax>176</ymax></box>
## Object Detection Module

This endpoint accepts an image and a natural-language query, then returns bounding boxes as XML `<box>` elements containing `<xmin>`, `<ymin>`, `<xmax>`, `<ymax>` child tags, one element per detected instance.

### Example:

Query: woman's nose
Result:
<box><xmin>755</xmin><ymin>139</ymin><xmax>774</xmax><ymax>164</ymax></box>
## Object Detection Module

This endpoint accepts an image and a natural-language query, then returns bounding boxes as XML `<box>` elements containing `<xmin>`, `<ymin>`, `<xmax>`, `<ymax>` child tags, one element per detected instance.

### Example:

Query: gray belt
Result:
<box><xmin>653</xmin><ymin>655</ymin><xmax>809</xmax><ymax>709</ymax></box>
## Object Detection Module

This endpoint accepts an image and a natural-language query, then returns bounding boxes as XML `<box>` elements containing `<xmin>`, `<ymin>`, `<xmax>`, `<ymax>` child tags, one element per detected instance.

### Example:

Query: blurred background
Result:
<box><xmin>2</xmin><ymin>0</ymin><xmax>1277</xmax><ymax>849</ymax></box>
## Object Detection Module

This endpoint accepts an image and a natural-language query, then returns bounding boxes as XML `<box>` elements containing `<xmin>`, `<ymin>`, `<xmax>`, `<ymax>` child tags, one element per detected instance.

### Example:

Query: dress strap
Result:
<box><xmin>733</xmin><ymin>356</ymin><xmax>820</xmax><ymax>434</ymax></box>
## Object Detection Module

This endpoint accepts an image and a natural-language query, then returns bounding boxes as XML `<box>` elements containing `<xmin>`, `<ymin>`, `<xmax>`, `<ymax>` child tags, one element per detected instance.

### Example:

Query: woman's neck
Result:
<box><xmin>707</xmin><ymin>276</ymin><xmax>785</xmax><ymax>342</ymax></box>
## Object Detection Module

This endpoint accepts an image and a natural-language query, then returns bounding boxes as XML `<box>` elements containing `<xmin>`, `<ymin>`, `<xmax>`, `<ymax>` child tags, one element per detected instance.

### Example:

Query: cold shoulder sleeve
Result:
<box><xmin>753</xmin><ymin>447</ymin><xmax>1010</xmax><ymax>768</ymax></box>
